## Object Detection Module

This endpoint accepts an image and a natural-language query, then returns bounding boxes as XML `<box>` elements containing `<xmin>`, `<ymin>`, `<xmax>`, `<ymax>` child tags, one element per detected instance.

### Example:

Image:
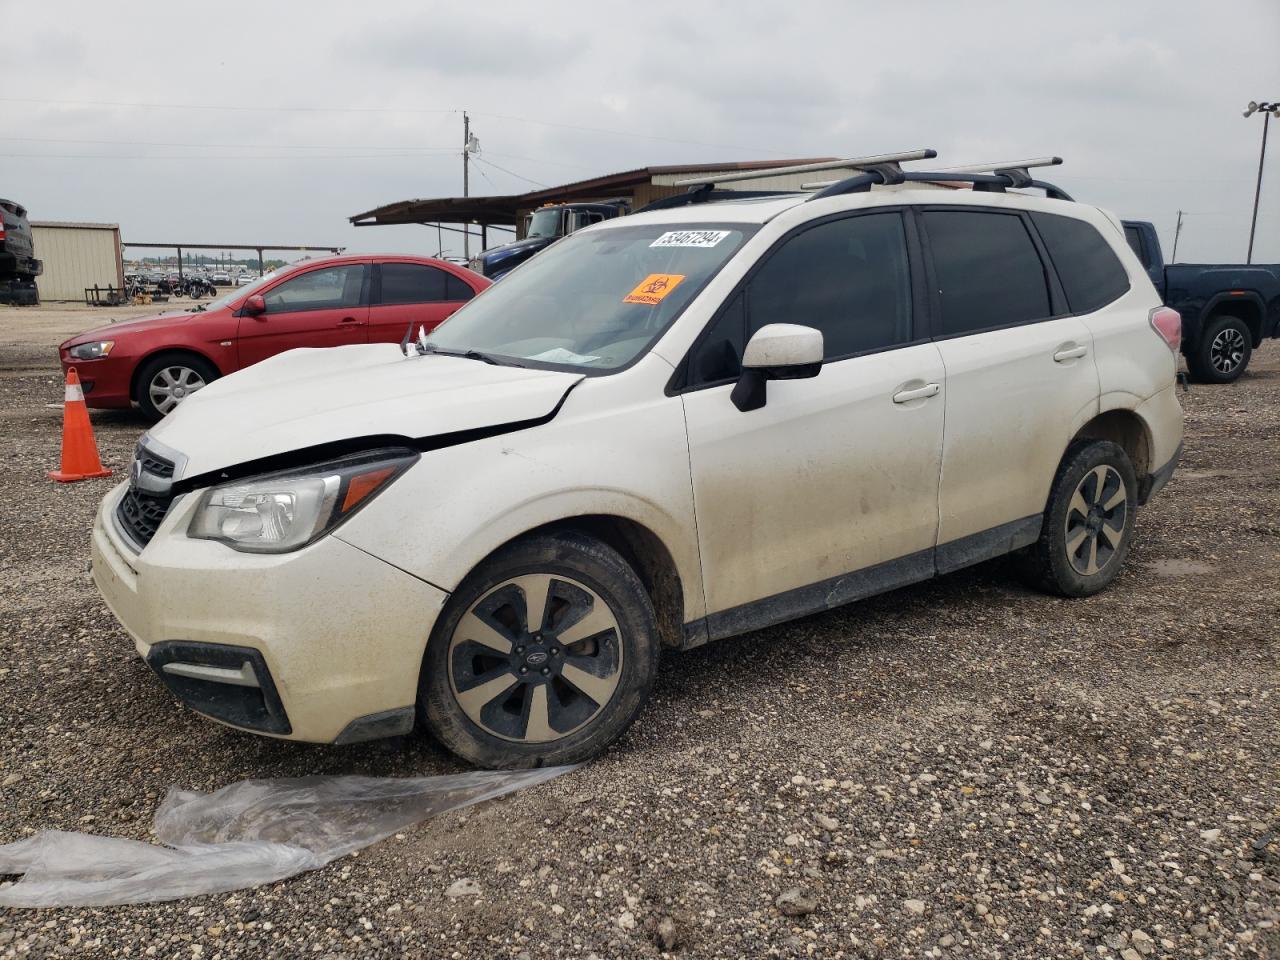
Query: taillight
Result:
<box><xmin>1149</xmin><ymin>306</ymin><xmax>1181</xmax><ymax>352</ymax></box>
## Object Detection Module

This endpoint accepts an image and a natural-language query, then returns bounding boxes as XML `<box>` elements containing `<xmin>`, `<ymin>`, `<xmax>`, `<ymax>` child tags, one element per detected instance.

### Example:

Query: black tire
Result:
<box><xmin>135</xmin><ymin>352</ymin><xmax>219</xmax><ymax>421</ymax></box>
<box><xmin>1013</xmin><ymin>440</ymin><xmax>1138</xmax><ymax>598</ymax></box>
<box><xmin>1187</xmin><ymin>314</ymin><xmax>1252</xmax><ymax>383</ymax></box>
<box><xmin>419</xmin><ymin>531</ymin><xmax>660</xmax><ymax>769</ymax></box>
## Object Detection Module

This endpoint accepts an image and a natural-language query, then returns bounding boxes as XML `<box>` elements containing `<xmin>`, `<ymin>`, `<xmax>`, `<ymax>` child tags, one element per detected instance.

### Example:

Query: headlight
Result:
<box><xmin>67</xmin><ymin>340</ymin><xmax>115</xmax><ymax>360</ymax></box>
<box><xmin>188</xmin><ymin>448</ymin><xmax>418</xmax><ymax>553</ymax></box>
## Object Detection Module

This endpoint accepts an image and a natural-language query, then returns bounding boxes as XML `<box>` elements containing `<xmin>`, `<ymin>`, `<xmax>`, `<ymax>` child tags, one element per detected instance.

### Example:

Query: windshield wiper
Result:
<box><xmin>422</xmin><ymin>344</ymin><xmax>526</xmax><ymax>368</ymax></box>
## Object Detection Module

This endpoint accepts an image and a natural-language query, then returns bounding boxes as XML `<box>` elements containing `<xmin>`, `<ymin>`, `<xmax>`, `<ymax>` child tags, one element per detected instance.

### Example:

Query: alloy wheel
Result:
<box><xmin>1064</xmin><ymin>464</ymin><xmax>1127</xmax><ymax>576</ymax></box>
<box><xmin>1210</xmin><ymin>327</ymin><xmax>1247</xmax><ymax>375</ymax></box>
<box><xmin>148</xmin><ymin>365</ymin><xmax>207</xmax><ymax>414</ymax></box>
<box><xmin>447</xmin><ymin>574</ymin><xmax>624</xmax><ymax>743</ymax></box>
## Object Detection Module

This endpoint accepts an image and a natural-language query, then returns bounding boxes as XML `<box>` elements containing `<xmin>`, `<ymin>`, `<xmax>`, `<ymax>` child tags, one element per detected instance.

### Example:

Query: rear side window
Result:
<box><xmin>379</xmin><ymin>262</ymin><xmax>449</xmax><ymax>305</ymax></box>
<box><xmin>923</xmin><ymin>210</ymin><xmax>1051</xmax><ymax>336</ymax></box>
<box><xmin>1032</xmin><ymin>213</ymin><xmax>1131</xmax><ymax>314</ymax></box>
<box><xmin>445</xmin><ymin>273</ymin><xmax>475</xmax><ymax>302</ymax></box>
<box><xmin>1123</xmin><ymin>225</ymin><xmax>1144</xmax><ymax>259</ymax></box>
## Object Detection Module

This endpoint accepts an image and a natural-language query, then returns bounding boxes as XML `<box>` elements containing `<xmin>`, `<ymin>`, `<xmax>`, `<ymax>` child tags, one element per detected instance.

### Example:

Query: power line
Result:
<box><xmin>472</xmin><ymin>155</ymin><xmax>548</xmax><ymax>188</ymax></box>
<box><xmin>2</xmin><ymin>95</ymin><xmax>790</xmax><ymax>154</ymax></box>
<box><xmin>0</xmin><ymin>135</ymin><xmax>458</xmax><ymax>152</ymax></box>
<box><xmin>0</xmin><ymin>152</ymin><xmax>459</xmax><ymax>162</ymax></box>
<box><xmin>0</xmin><ymin>96</ymin><xmax>457</xmax><ymax>115</ymax></box>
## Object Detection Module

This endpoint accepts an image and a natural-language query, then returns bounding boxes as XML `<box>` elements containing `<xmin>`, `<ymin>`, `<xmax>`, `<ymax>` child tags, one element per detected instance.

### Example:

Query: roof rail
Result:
<box><xmin>807</xmin><ymin>154</ymin><xmax>1073</xmax><ymax>202</ymax></box>
<box><xmin>672</xmin><ymin>150</ymin><xmax>937</xmax><ymax>187</ymax></box>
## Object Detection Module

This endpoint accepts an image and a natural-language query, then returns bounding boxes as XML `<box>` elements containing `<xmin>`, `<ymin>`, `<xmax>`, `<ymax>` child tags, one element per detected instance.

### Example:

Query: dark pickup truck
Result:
<box><xmin>1123</xmin><ymin>220</ymin><xmax>1280</xmax><ymax>382</ymax></box>
<box><xmin>1</xmin><ymin>198</ymin><xmax>43</xmax><ymax>306</ymax></box>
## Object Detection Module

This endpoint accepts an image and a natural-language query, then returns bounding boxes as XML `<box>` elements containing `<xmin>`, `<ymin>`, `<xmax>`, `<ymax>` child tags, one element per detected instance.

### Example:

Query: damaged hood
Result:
<box><xmin>147</xmin><ymin>343</ymin><xmax>583</xmax><ymax>478</ymax></box>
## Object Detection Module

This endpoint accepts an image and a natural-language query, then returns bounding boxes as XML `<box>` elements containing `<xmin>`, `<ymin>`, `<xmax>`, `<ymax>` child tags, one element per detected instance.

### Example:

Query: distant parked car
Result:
<box><xmin>211</xmin><ymin>271</ymin><xmax>232</xmax><ymax>286</ymax></box>
<box><xmin>236</xmin><ymin>273</ymin><xmax>258</xmax><ymax>286</ymax></box>
<box><xmin>59</xmin><ymin>255</ymin><xmax>489</xmax><ymax>419</ymax></box>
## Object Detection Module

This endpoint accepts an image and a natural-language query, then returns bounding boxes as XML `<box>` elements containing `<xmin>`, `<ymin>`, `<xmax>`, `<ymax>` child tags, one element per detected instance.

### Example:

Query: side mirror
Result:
<box><xmin>244</xmin><ymin>294</ymin><xmax>266</xmax><ymax>317</ymax></box>
<box><xmin>731</xmin><ymin>323</ymin><xmax>823</xmax><ymax>412</ymax></box>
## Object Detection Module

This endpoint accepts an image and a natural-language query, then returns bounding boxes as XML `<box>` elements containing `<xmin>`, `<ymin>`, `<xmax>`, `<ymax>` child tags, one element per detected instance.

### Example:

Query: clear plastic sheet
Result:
<box><xmin>0</xmin><ymin>767</ymin><xmax>573</xmax><ymax>908</ymax></box>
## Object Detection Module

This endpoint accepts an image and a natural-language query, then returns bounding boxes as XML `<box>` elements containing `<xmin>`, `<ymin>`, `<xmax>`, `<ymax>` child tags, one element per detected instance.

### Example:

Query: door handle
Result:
<box><xmin>892</xmin><ymin>382</ymin><xmax>940</xmax><ymax>404</ymax></box>
<box><xmin>1053</xmin><ymin>344</ymin><xmax>1088</xmax><ymax>362</ymax></box>
<box><xmin>338</xmin><ymin>316</ymin><xmax>362</xmax><ymax>325</ymax></box>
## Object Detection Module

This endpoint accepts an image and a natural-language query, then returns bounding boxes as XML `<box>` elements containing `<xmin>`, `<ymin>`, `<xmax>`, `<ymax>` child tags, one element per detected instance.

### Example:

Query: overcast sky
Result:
<box><xmin>3</xmin><ymin>0</ymin><xmax>1278</xmax><ymax>264</ymax></box>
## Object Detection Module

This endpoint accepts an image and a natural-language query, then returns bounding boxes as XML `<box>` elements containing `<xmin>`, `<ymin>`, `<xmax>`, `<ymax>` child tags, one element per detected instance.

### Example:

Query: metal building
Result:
<box><xmin>30</xmin><ymin>221</ymin><xmax>124</xmax><ymax>301</ymax></box>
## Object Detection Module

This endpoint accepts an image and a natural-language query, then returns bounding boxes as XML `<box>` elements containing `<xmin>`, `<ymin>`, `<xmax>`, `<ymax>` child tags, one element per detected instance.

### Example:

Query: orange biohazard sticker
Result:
<box><xmin>623</xmin><ymin>273</ymin><xmax>685</xmax><ymax>305</ymax></box>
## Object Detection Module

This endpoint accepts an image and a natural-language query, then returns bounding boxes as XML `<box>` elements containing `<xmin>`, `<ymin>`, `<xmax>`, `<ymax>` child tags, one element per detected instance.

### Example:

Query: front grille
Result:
<box><xmin>117</xmin><ymin>486</ymin><xmax>174</xmax><ymax>547</ymax></box>
<box><xmin>116</xmin><ymin>446</ymin><xmax>177</xmax><ymax>548</ymax></box>
<box><xmin>139</xmin><ymin>452</ymin><xmax>174</xmax><ymax>479</ymax></box>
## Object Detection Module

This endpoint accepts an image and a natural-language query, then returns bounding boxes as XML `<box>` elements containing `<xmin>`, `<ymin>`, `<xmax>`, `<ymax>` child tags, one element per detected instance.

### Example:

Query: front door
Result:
<box><xmin>680</xmin><ymin>210</ymin><xmax>945</xmax><ymax>633</ymax></box>
<box><xmin>918</xmin><ymin>208</ymin><xmax>1099</xmax><ymax>564</ymax></box>
<box><xmin>236</xmin><ymin>262</ymin><xmax>370</xmax><ymax>368</ymax></box>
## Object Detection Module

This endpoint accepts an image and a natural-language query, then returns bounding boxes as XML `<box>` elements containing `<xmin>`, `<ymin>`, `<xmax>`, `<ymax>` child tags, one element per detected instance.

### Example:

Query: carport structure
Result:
<box><xmin>122</xmin><ymin>242</ymin><xmax>345</xmax><ymax>279</ymax></box>
<box><xmin>348</xmin><ymin>159</ymin><xmax>841</xmax><ymax>251</ymax></box>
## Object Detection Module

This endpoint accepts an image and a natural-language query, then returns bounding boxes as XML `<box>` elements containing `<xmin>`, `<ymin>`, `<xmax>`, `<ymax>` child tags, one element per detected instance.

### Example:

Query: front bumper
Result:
<box><xmin>59</xmin><ymin>354</ymin><xmax>134</xmax><ymax>408</ymax></box>
<box><xmin>91</xmin><ymin>482</ymin><xmax>448</xmax><ymax>743</ymax></box>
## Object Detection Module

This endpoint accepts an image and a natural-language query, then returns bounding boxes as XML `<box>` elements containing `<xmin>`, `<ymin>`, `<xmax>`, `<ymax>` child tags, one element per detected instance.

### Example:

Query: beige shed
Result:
<box><xmin>29</xmin><ymin>221</ymin><xmax>125</xmax><ymax>301</ymax></box>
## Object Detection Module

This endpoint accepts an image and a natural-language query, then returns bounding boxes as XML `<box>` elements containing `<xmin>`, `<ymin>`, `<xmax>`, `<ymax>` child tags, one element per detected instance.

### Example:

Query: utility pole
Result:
<box><xmin>1243</xmin><ymin>100</ymin><xmax>1279</xmax><ymax>264</ymax></box>
<box><xmin>1171</xmin><ymin>210</ymin><xmax>1184</xmax><ymax>263</ymax></box>
<box><xmin>462</xmin><ymin>111</ymin><xmax>471</xmax><ymax>260</ymax></box>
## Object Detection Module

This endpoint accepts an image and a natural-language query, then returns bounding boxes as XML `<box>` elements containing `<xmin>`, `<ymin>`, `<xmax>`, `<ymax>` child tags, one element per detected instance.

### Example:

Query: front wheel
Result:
<box><xmin>136</xmin><ymin>353</ymin><xmax>218</xmax><ymax>420</ymax></box>
<box><xmin>1188</xmin><ymin>315</ymin><xmax>1252</xmax><ymax>383</ymax></box>
<box><xmin>419</xmin><ymin>531</ymin><xmax>660</xmax><ymax>769</ymax></box>
<box><xmin>1013</xmin><ymin>441</ymin><xmax>1138</xmax><ymax>597</ymax></box>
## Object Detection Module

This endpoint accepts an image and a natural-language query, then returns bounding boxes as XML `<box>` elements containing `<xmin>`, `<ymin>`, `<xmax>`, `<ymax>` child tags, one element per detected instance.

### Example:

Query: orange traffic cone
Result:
<box><xmin>48</xmin><ymin>367</ymin><xmax>113</xmax><ymax>483</ymax></box>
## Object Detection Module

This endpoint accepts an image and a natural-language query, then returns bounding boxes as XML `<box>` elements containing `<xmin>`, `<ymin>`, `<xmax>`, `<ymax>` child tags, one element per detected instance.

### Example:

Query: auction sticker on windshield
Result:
<box><xmin>624</xmin><ymin>274</ymin><xmax>686</xmax><ymax>305</ymax></box>
<box><xmin>650</xmin><ymin>230</ymin><xmax>730</xmax><ymax>248</ymax></box>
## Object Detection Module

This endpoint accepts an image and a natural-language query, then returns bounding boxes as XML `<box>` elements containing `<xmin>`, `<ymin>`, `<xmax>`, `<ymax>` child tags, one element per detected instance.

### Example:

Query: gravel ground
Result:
<box><xmin>1</xmin><ymin>303</ymin><xmax>1277</xmax><ymax>958</ymax></box>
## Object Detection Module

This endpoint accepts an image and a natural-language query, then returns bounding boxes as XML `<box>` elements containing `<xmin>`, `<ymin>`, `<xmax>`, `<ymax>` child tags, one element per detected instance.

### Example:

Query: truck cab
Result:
<box><xmin>469</xmin><ymin>200</ymin><xmax>629</xmax><ymax>280</ymax></box>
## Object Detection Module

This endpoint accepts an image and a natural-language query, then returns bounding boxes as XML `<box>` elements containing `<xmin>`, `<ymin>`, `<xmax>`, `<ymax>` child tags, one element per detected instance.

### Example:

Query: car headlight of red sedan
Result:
<box><xmin>67</xmin><ymin>340</ymin><xmax>115</xmax><ymax>360</ymax></box>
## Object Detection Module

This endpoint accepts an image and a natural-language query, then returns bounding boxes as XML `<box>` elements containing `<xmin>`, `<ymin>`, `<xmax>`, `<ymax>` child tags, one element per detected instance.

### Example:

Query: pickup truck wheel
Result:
<box><xmin>1013</xmin><ymin>441</ymin><xmax>1137</xmax><ymax>598</ymax></box>
<box><xmin>419</xmin><ymin>531</ymin><xmax>660</xmax><ymax>769</ymax></box>
<box><xmin>1189</xmin><ymin>315</ymin><xmax>1252</xmax><ymax>383</ymax></box>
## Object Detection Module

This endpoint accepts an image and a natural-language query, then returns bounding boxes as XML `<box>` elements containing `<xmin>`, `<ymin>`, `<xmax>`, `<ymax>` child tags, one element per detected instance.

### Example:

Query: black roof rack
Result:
<box><xmin>634</xmin><ymin>150</ymin><xmax>938</xmax><ymax>214</ymax></box>
<box><xmin>807</xmin><ymin>156</ymin><xmax>1073</xmax><ymax>202</ymax></box>
<box><xmin>633</xmin><ymin>152</ymin><xmax>1074</xmax><ymax>214</ymax></box>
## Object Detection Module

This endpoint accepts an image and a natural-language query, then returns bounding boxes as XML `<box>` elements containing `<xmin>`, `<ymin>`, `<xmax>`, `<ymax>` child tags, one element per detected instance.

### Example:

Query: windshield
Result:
<box><xmin>426</xmin><ymin>222</ymin><xmax>755</xmax><ymax>371</ymax></box>
<box><xmin>526</xmin><ymin>208</ymin><xmax>564</xmax><ymax>239</ymax></box>
<box><xmin>200</xmin><ymin>269</ymin><xmax>279</xmax><ymax>311</ymax></box>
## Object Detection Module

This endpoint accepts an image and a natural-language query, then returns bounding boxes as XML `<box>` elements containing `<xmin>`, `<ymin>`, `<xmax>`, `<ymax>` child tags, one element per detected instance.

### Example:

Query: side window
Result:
<box><xmin>262</xmin><ymin>264</ymin><xmax>365</xmax><ymax>313</ymax></box>
<box><xmin>1031</xmin><ymin>213</ymin><xmax>1131</xmax><ymax>314</ymax></box>
<box><xmin>923</xmin><ymin>211</ymin><xmax>1051</xmax><ymax>336</ymax></box>
<box><xmin>445</xmin><ymin>273</ymin><xmax>475</xmax><ymax>302</ymax></box>
<box><xmin>1123</xmin><ymin>225</ymin><xmax>1145</xmax><ymax>260</ymax></box>
<box><xmin>687</xmin><ymin>213</ymin><xmax>913</xmax><ymax>385</ymax></box>
<box><xmin>690</xmin><ymin>292</ymin><xmax>746</xmax><ymax>384</ymax></box>
<box><xmin>379</xmin><ymin>262</ymin><xmax>449</xmax><ymax>305</ymax></box>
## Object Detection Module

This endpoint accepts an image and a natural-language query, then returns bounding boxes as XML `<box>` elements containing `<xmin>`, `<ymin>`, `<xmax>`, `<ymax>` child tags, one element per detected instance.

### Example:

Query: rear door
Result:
<box><xmin>236</xmin><ymin>262</ymin><xmax>370</xmax><ymax>368</ymax></box>
<box><xmin>368</xmin><ymin>261</ymin><xmax>476</xmax><ymax>345</ymax></box>
<box><xmin>920</xmin><ymin>207</ymin><xmax>1098</xmax><ymax>569</ymax></box>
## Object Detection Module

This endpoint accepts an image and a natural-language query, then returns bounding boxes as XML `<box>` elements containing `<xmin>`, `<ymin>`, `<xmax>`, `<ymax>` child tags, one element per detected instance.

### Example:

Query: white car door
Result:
<box><xmin>677</xmin><ymin>210</ymin><xmax>946</xmax><ymax>638</ymax></box>
<box><xmin>919</xmin><ymin>207</ymin><xmax>1099</xmax><ymax>570</ymax></box>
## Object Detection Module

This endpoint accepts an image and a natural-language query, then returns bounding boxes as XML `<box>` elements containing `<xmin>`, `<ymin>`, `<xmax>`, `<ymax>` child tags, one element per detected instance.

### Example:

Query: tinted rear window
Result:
<box><xmin>1033</xmin><ymin>213</ymin><xmax>1131</xmax><ymax>314</ymax></box>
<box><xmin>380</xmin><ymin>262</ymin><xmax>448</xmax><ymax>305</ymax></box>
<box><xmin>923</xmin><ymin>211</ymin><xmax>1051</xmax><ymax>336</ymax></box>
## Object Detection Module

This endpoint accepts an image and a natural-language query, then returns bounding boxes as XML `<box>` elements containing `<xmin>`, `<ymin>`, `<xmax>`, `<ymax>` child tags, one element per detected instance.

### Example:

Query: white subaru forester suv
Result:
<box><xmin>91</xmin><ymin>157</ymin><xmax>1183</xmax><ymax>768</ymax></box>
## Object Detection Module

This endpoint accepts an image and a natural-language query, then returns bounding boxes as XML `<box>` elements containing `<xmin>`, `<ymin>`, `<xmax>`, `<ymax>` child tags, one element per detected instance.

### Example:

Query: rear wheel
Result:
<box><xmin>1188</xmin><ymin>314</ymin><xmax>1252</xmax><ymax>383</ymax></box>
<box><xmin>419</xmin><ymin>531</ymin><xmax>660</xmax><ymax>769</ymax></box>
<box><xmin>1013</xmin><ymin>441</ymin><xmax>1137</xmax><ymax>597</ymax></box>
<box><xmin>136</xmin><ymin>353</ymin><xmax>218</xmax><ymax>420</ymax></box>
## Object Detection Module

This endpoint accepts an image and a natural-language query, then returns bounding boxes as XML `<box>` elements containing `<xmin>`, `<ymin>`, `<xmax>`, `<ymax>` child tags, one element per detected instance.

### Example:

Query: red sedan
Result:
<box><xmin>59</xmin><ymin>254</ymin><xmax>490</xmax><ymax>419</ymax></box>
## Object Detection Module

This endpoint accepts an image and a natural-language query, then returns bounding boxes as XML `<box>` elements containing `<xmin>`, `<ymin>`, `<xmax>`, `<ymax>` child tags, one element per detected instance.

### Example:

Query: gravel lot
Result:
<box><xmin>1</xmin><ymin>302</ymin><xmax>1277</xmax><ymax>958</ymax></box>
